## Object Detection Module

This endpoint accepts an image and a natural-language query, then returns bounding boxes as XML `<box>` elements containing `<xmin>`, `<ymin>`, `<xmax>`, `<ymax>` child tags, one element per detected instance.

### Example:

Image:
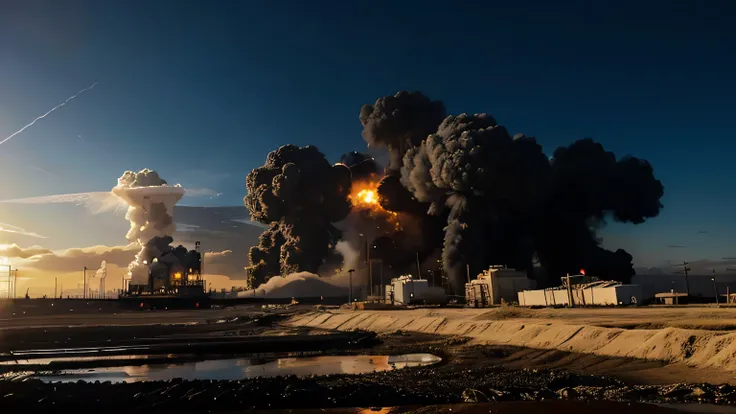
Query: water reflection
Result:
<box><xmin>32</xmin><ymin>353</ymin><xmax>441</xmax><ymax>383</ymax></box>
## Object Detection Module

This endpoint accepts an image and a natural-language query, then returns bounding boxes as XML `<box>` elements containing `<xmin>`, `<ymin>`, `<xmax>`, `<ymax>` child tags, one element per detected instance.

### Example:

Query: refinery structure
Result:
<box><xmin>110</xmin><ymin>170</ymin><xmax>208</xmax><ymax>303</ymax></box>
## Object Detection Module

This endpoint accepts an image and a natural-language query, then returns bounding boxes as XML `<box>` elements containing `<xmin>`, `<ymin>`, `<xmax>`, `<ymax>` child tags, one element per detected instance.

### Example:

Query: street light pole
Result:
<box><xmin>347</xmin><ymin>269</ymin><xmax>355</xmax><ymax>304</ymax></box>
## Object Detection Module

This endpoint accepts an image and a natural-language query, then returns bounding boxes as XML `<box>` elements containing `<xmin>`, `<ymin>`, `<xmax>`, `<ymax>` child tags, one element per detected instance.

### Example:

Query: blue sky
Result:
<box><xmin>0</xmin><ymin>0</ymin><xmax>735</xmax><ymax>268</ymax></box>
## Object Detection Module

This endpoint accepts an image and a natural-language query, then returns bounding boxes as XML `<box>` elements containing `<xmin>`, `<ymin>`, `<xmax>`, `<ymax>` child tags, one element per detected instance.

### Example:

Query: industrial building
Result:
<box><xmin>384</xmin><ymin>275</ymin><xmax>447</xmax><ymax>305</ymax></box>
<box><xmin>517</xmin><ymin>273</ymin><xmax>642</xmax><ymax>307</ymax></box>
<box><xmin>465</xmin><ymin>266</ymin><xmax>535</xmax><ymax>307</ymax></box>
<box><xmin>125</xmin><ymin>241</ymin><xmax>206</xmax><ymax>297</ymax></box>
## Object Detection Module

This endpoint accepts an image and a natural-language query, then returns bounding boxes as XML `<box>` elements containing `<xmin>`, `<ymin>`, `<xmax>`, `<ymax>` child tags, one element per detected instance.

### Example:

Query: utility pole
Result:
<box><xmin>368</xmin><ymin>242</ymin><xmax>373</xmax><ymax>297</ymax></box>
<box><xmin>466</xmin><ymin>264</ymin><xmax>471</xmax><ymax>284</ymax></box>
<box><xmin>683</xmin><ymin>261</ymin><xmax>691</xmax><ymax>296</ymax></box>
<box><xmin>379</xmin><ymin>260</ymin><xmax>384</xmax><ymax>300</ymax></box>
<box><xmin>347</xmin><ymin>269</ymin><xmax>355</xmax><ymax>303</ymax></box>
<box><xmin>54</xmin><ymin>277</ymin><xmax>57</xmax><ymax>298</ymax></box>
<box><xmin>83</xmin><ymin>266</ymin><xmax>87</xmax><ymax>299</ymax></box>
<box><xmin>712</xmin><ymin>269</ymin><xmax>719</xmax><ymax>305</ymax></box>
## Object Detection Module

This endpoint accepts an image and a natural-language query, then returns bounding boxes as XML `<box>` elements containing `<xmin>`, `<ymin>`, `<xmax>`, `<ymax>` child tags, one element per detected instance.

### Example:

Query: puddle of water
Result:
<box><xmin>31</xmin><ymin>353</ymin><xmax>441</xmax><ymax>383</ymax></box>
<box><xmin>0</xmin><ymin>354</ymin><xmax>174</xmax><ymax>365</ymax></box>
<box><xmin>0</xmin><ymin>351</ymin><xmax>322</xmax><ymax>366</ymax></box>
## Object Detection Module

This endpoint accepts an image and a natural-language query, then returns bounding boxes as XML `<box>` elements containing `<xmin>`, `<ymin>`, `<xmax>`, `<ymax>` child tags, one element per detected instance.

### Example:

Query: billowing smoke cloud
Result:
<box><xmin>400</xmin><ymin>109</ymin><xmax>663</xmax><ymax>290</ymax></box>
<box><xmin>244</xmin><ymin>145</ymin><xmax>352</xmax><ymax>287</ymax></box>
<box><xmin>360</xmin><ymin>91</ymin><xmax>446</xmax><ymax>173</ymax></box>
<box><xmin>243</xmin><ymin>91</ymin><xmax>664</xmax><ymax>296</ymax></box>
<box><xmin>402</xmin><ymin>114</ymin><xmax>551</xmax><ymax>292</ymax></box>
<box><xmin>533</xmin><ymin>139</ymin><xmax>664</xmax><ymax>284</ymax></box>
<box><xmin>112</xmin><ymin>168</ymin><xmax>186</xmax><ymax>284</ymax></box>
<box><xmin>355</xmin><ymin>92</ymin><xmax>449</xmax><ymax>283</ymax></box>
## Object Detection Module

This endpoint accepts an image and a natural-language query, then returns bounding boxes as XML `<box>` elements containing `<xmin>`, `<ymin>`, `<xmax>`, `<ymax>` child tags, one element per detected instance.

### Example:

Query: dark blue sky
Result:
<box><xmin>0</xmin><ymin>0</ymin><xmax>734</xmax><ymax>267</ymax></box>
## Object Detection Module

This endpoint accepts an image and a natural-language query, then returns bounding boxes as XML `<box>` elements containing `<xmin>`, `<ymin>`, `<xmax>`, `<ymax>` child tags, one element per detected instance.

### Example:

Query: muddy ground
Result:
<box><xmin>0</xmin><ymin>309</ymin><xmax>735</xmax><ymax>412</ymax></box>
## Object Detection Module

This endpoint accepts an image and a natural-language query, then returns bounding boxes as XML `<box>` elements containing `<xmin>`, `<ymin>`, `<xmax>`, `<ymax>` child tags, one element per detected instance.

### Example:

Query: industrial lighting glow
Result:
<box><xmin>173</xmin><ymin>272</ymin><xmax>182</xmax><ymax>280</ymax></box>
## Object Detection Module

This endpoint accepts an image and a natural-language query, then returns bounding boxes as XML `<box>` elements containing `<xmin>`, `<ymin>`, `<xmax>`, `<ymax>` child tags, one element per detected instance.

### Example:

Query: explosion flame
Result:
<box><xmin>349</xmin><ymin>181</ymin><xmax>400</xmax><ymax>229</ymax></box>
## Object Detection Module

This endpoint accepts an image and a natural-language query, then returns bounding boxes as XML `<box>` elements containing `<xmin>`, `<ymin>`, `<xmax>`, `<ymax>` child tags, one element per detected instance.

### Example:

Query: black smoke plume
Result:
<box><xmin>402</xmin><ymin>114</ymin><xmax>551</xmax><ymax>292</ymax></box>
<box><xmin>137</xmin><ymin>235</ymin><xmax>202</xmax><ymax>273</ymax></box>
<box><xmin>356</xmin><ymin>92</ymin><xmax>449</xmax><ymax>281</ymax></box>
<box><xmin>335</xmin><ymin>149</ymin><xmax>445</xmax><ymax>281</ymax></box>
<box><xmin>360</xmin><ymin>91</ymin><xmax>446</xmax><ymax>174</ymax></box>
<box><xmin>533</xmin><ymin>139</ymin><xmax>664</xmax><ymax>285</ymax></box>
<box><xmin>244</xmin><ymin>91</ymin><xmax>664</xmax><ymax>294</ymax></box>
<box><xmin>244</xmin><ymin>144</ymin><xmax>352</xmax><ymax>286</ymax></box>
<box><xmin>398</xmin><ymin>107</ymin><xmax>663</xmax><ymax>290</ymax></box>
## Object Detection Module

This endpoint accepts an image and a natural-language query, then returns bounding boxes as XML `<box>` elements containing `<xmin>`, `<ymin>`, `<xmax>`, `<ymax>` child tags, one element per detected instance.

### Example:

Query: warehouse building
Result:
<box><xmin>517</xmin><ymin>273</ymin><xmax>642</xmax><ymax>307</ymax></box>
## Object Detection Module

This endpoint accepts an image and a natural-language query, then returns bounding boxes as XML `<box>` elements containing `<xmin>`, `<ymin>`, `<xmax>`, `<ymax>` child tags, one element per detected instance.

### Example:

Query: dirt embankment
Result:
<box><xmin>286</xmin><ymin>310</ymin><xmax>736</xmax><ymax>372</ymax></box>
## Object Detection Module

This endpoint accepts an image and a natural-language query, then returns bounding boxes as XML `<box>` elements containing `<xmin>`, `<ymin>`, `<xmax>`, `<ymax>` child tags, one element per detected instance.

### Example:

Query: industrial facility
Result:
<box><xmin>465</xmin><ymin>266</ymin><xmax>536</xmax><ymax>307</ymax></box>
<box><xmin>124</xmin><ymin>241</ymin><xmax>205</xmax><ymax>297</ymax></box>
<box><xmin>384</xmin><ymin>275</ymin><xmax>447</xmax><ymax>306</ymax></box>
<box><xmin>517</xmin><ymin>272</ymin><xmax>642</xmax><ymax>307</ymax></box>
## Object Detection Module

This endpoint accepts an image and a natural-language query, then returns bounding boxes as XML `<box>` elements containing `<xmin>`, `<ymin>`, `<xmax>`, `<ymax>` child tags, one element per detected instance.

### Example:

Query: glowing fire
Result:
<box><xmin>350</xmin><ymin>181</ymin><xmax>381</xmax><ymax>208</ymax></box>
<box><xmin>356</xmin><ymin>189</ymin><xmax>377</xmax><ymax>205</ymax></box>
<box><xmin>349</xmin><ymin>181</ymin><xmax>401</xmax><ymax>229</ymax></box>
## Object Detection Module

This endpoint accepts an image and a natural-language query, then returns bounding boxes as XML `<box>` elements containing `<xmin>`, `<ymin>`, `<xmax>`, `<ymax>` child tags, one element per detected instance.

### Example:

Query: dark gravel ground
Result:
<box><xmin>1</xmin><ymin>332</ymin><xmax>735</xmax><ymax>412</ymax></box>
<box><xmin>1</xmin><ymin>312</ymin><xmax>734</xmax><ymax>413</ymax></box>
<box><xmin>2</xmin><ymin>364</ymin><xmax>734</xmax><ymax>413</ymax></box>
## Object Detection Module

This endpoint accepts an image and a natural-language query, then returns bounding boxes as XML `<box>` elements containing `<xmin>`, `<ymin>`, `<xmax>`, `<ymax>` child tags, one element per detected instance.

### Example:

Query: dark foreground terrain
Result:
<box><xmin>1</xmin><ymin>306</ymin><xmax>735</xmax><ymax>413</ymax></box>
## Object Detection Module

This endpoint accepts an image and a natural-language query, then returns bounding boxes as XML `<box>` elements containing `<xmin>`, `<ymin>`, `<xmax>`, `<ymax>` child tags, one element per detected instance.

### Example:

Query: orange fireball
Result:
<box><xmin>349</xmin><ymin>181</ymin><xmax>401</xmax><ymax>230</ymax></box>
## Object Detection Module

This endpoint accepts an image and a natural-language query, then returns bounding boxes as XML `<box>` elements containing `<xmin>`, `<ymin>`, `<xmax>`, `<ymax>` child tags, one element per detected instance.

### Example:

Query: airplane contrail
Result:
<box><xmin>0</xmin><ymin>82</ymin><xmax>98</xmax><ymax>147</ymax></box>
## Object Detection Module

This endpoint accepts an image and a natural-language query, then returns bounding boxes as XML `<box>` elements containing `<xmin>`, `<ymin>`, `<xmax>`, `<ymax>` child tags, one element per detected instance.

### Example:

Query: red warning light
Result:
<box><xmin>580</xmin><ymin>269</ymin><xmax>586</xmax><ymax>275</ymax></box>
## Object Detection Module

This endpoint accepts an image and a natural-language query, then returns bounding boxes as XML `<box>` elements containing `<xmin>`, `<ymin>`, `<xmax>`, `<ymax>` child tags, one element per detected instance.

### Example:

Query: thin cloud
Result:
<box><xmin>14</xmin><ymin>243</ymin><xmax>239</xmax><ymax>278</ymax></box>
<box><xmin>18</xmin><ymin>244</ymin><xmax>139</xmax><ymax>273</ymax></box>
<box><xmin>0</xmin><ymin>222</ymin><xmax>47</xmax><ymax>238</ymax></box>
<box><xmin>0</xmin><ymin>188</ymin><xmax>227</xmax><ymax>213</ymax></box>
<box><xmin>0</xmin><ymin>244</ymin><xmax>51</xmax><ymax>259</ymax></box>
<box><xmin>696</xmin><ymin>230</ymin><xmax>708</xmax><ymax>235</ymax></box>
<box><xmin>0</xmin><ymin>191</ymin><xmax>125</xmax><ymax>215</ymax></box>
<box><xmin>667</xmin><ymin>244</ymin><xmax>686</xmax><ymax>248</ymax></box>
